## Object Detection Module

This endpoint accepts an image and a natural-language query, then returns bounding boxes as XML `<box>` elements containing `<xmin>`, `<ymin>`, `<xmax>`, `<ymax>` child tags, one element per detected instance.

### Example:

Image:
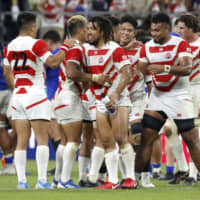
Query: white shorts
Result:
<box><xmin>0</xmin><ymin>90</ymin><xmax>12</xmax><ymax>115</ymax></box>
<box><xmin>96</xmin><ymin>94</ymin><xmax>131</xmax><ymax>115</ymax></box>
<box><xmin>11</xmin><ymin>91</ymin><xmax>53</xmax><ymax>121</ymax></box>
<box><xmin>146</xmin><ymin>88</ymin><xmax>195</xmax><ymax>119</ymax></box>
<box><xmin>82</xmin><ymin>100</ymin><xmax>96</xmax><ymax>121</ymax></box>
<box><xmin>53</xmin><ymin>91</ymin><xmax>83</xmax><ymax>124</ymax></box>
<box><xmin>129</xmin><ymin>91</ymin><xmax>146</xmax><ymax>122</ymax></box>
<box><xmin>190</xmin><ymin>84</ymin><xmax>200</xmax><ymax>117</ymax></box>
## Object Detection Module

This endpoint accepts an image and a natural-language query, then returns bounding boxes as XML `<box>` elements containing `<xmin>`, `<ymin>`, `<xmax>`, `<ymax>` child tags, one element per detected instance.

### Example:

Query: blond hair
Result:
<box><xmin>68</xmin><ymin>15</ymin><xmax>87</xmax><ymax>36</ymax></box>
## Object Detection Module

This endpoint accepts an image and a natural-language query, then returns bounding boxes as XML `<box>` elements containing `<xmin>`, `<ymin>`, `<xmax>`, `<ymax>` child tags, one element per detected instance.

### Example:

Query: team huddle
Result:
<box><xmin>2</xmin><ymin>11</ymin><xmax>200</xmax><ymax>190</ymax></box>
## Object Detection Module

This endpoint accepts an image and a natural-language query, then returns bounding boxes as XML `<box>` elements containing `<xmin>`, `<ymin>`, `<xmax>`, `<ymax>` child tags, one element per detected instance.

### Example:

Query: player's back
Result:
<box><xmin>4</xmin><ymin>36</ymin><xmax>51</xmax><ymax>95</ymax></box>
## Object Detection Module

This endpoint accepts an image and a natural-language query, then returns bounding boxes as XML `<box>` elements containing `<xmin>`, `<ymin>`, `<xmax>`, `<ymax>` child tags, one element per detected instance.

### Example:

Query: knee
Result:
<box><xmin>115</xmin><ymin>134</ymin><xmax>128</xmax><ymax>146</ymax></box>
<box><xmin>164</xmin><ymin>126</ymin><xmax>173</xmax><ymax>137</ymax></box>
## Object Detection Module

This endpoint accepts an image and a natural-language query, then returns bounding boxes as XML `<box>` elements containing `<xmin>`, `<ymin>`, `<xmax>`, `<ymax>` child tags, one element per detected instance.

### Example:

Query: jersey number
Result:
<box><xmin>12</xmin><ymin>52</ymin><xmax>29</xmax><ymax>71</ymax></box>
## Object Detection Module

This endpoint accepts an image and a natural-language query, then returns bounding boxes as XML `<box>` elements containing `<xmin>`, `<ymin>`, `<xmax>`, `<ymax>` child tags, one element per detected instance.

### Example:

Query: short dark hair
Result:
<box><xmin>88</xmin><ymin>16</ymin><xmax>113</xmax><ymax>44</ymax></box>
<box><xmin>151</xmin><ymin>12</ymin><xmax>171</xmax><ymax>27</ymax></box>
<box><xmin>43</xmin><ymin>30</ymin><xmax>61</xmax><ymax>42</ymax></box>
<box><xmin>177</xmin><ymin>14</ymin><xmax>199</xmax><ymax>33</ymax></box>
<box><xmin>17</xmin><ymin>12</ymin><xmax>36</xmax><ymax>32</ymax></box>
<box><xmin>106</xmin><ymin>15</ymin><xmax>120</xmax><ymax>28</ymax></box>
<box><xmin>120</xmin><ymin>15</ymin><xmax>137</xmax><ymax>29</ymax></box>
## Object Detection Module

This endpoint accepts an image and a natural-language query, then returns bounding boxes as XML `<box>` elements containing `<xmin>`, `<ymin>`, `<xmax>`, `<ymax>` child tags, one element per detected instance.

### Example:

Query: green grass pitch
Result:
<box><xmin>0</xmin><ymin>160</ymin><xmax>200</xmax><ymax>200</ymax></box>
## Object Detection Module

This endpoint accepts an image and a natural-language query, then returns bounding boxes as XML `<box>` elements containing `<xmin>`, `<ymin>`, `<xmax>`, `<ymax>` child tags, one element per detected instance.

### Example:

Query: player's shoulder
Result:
<box><xmin>106</xmin><ymin>41</ymin><xmax>120</xmax><ymax>48</ymax></box>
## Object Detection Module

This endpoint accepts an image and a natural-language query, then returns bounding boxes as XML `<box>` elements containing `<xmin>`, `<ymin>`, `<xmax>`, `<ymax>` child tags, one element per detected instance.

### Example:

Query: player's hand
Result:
<box><xmin>124</xmin><ymin>39</ymin><xmax>143</xmax><ymax>51</ymax></box>
<box><xmin>63</xmin><ymin>37</ymin><xmax>78</xmax><ymax>48</ymax></box>
<box><xmin>93</xmin><ymin>74</ymin><xmax>112</xmax><ymax>87</ymax></box>
<box><xmin>107</xmin><ymin>92</ymin><xmax>119</xmax><ymax>109</ymax></box>
<box><xmin>148</xmin><ymin>64</ymin><xmax>164</xmax><ymax>75</ymax></box>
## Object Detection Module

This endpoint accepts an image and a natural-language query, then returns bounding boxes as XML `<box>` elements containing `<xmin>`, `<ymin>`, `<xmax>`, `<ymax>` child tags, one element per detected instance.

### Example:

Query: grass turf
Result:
<box><xmin>0</xmin><ymin>160</ymin><xmax>200</xmax><ymax>200</ymax></box>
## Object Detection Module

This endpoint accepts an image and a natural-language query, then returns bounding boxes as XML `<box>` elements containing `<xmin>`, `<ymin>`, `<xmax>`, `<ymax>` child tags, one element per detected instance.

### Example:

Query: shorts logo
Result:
<box><xmin>177</xmin><ymin>113</ymin><xmax>182</xmax><ymax>117</ymax></box>
<box><xmin>135</xmin><ymin>113</ymin><xmax>140</xmax><ymax>117</ymax></box>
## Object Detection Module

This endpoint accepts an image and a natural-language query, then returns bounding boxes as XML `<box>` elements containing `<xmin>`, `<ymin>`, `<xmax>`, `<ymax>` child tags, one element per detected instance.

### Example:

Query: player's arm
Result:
<box><xmin>66</xmin><ymin>61</ymin><xmax>112</xmax><ymax>86</ymax></box>
<box><xmin>148</xmin><ymin>56</ymin><xmax>192</xmax><ymax>76</ymax></box>
<box><xmin>3</xmin><ymin>65</ymin><xmax>14</xmax><ymax>89</ymax></box>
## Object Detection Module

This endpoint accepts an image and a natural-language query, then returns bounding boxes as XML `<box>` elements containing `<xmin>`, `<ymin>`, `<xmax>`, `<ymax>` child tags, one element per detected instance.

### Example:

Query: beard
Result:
<box><xmin>88</xmin><ymin>37</ymin><xmax>100</xmax><ymax>46</ymax></box>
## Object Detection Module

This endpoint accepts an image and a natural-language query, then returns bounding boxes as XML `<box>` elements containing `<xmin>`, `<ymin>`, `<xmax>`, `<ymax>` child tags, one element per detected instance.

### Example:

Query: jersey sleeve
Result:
<box><xmin>32</xmin><ymin>40</ymin><xmax>52</xmax><ymax>63</ymax></box>
<box><xmin>65</xmin><ymin>47</ymin><xmax>82</xmax><ymax>65</ymax></box>
<box><xmin>139</xmin><ymin>44</ymin><xmax>148</xmax><ymax>63</ymax></box>
<box><xmin>112</xmin><ymin>47</ymin><xmax>130</xmax><ymax>70</ymax></box>
<box><xmin>178</xmin><ymin>40</ymin><xmax>193</xmax><ymax>58</ymax></box>
<box><xmin>3</xmin><ymin>45</ymin><xmax>10</xmax><ymax>66</ymax></box>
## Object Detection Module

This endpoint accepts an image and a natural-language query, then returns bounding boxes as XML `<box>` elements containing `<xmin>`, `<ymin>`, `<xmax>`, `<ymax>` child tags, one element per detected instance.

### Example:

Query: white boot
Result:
<box><xmin>141</xmin><ymin>172</ymin><xmax>155</xmax><ymax>188</ymax></box>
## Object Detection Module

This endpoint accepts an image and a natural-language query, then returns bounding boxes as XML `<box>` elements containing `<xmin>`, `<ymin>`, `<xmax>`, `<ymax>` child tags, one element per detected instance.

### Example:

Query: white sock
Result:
<box><xmin>78</xmin><ymin>156</ymin><xmax>90</xmax><ymax>181</ymax></box>
<box><xmin>54</xmin><ymin>144</ymin><xmax>65</xmax><ymax>181</ymax></box>
<box><xmin>105</xmin><ymin>149</ymin><xmax>119</xmax><ymax>184</ymax></box>
<box><xmin>60</xmin><ymin>142</ymin><xmax>79</xmax><ymax>182</ymax></box>
<box><xmin>189</xmin><ymin>162</ymin><xmax>198</xmax><ymax>180</ymax></box>
<box><xmin>36</xmin><ymin>145</ymin><xmax>49</xmax><ymax>183</ymax></box>
<box><xmin>14</xmin><ymin>150</ymin><xmax>27</xmax><ymax>183</ymax></box>
<box><xmin>89</xmin><ymin>146</ymin><xmax>104</xmax><ymax>183</ymax></box>
<box><xmin>119</xmin><ymin>154</ymin><xmax>126</xmax><ymax>180</ymax></box>
<box><xmin>166</xmin><ymin>120</ymin><xmax>188</xmax><ymax>172</ymax></box>
<box><xmin>169</xmin><ymin>143</ymin><xmax>188</xmax><ymax>172</ymax></box>
<box><xmin>120</xmin><ymin>143</ymin><xmax>135</xmax><ymax>179</ymax></box>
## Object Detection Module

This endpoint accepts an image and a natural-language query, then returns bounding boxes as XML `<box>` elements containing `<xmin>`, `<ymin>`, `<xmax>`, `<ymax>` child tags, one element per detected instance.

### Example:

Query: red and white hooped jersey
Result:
<box><xmin>189</xmin><ymin>37</ymin><xmax>200</xmax><ymax>85</ymax></box>
<box><xmin>139</xmin><ymin>36</ymin><xmax>192</xmax><ymax>93</ymax></box>
<box><xmin>3</xmin><ymin>36</ymin><xmax>52</xmax><ymax>94</ymax></box>
<box><xmin>84</xmin><ymin>41</ymin><xmax>130</xmax><ymax>100</ymax></box>
<box><xmin>56</xmin><ymin>45</ymin><xmax>87</xmax><ymax>97</ymax></box>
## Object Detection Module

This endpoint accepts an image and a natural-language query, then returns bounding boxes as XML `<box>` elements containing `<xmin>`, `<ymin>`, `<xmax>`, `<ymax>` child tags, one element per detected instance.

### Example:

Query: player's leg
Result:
<box><xmin>14</xmin><ymin>119</ymin><xmax>31</xmax><ymax>189</ymax></box>
<box><xmin>79</xmin><ymin>121</ymin><xmax>94</xmax><ymax>186</ymax></box>
<box><xmin>95</xmin><ymin>110</ymin><xmax>119</xmax><ymax>189</ymax></box>
<box><xmin>31</xmin><ymin>120</ymin><xmax>52</xmax><ymax>189</ymax></box>
<box><xmin>51</xmin><ymin>123</ymin><xmax>66</xmax><ymax>188</ymax></box>
<box><xmin>175</xmin><ymin>119</ymin><xmax>200</xmax><ymax>173</ymax></box>
<box><xmin>135</xmin><ymin>110</ymin><xmax>166</xmax><ymax>173</ymax></box>
<box><xmin>47</xmin><ymin>119</ymin><xmax>61</xmax><ymax>175</ymax></box>
<box><xmin>159</xmin><ymin>140</ymin><xmax>175</xmax><ymax>180</ymax></box>
<box><xmin>87</xmin><ymin>122</ymin><xmax>105</xmax><ymax>186</ymax></box>
<box><xmin>112</xmin><ymin>106</ymin><xmax>137</xmax><ymax>189</ymax></box>
<box><xmin>151</xmin><ymin>136</ymin><xmax>162</xmax><ymax>179</ymax></box>
<box><xmin>58</xmin><ymin>121</ymin><xmax>82</xmax><ymax>189</ymax></box>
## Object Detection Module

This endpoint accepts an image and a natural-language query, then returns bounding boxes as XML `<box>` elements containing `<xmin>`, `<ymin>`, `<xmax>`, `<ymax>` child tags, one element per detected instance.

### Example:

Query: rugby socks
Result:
<box><xmin>119</xmin><ymin>154</ymin><xmax>126</xmax><ymax>180</ymax></box>
<box><xmin>78</xmin><ymin>156</ymin><xmax>90</xmax><ymax>182</ymax></box>
<box><xmin>89</xmin><ymin>146</ymin><xmax>104</xmax><ymax>183</ymax></box>
<box><xmin>60</xmin><ymin>142</ymin><xmax>79</xmax><ymax>182</ymax></box>
<box><xmin>169</xmin><ymin>142</ymin><xmax>188</xmax><ymax>172</ymax></box>
<box><xmin>166</xmin><ymin>165</ymin><xmax>175</xmax><ymax>174</ymax></box>
<box><xmin>189</xmin><ymin>162</ymin><xmax>198</xmax><ymax>180</ymax></box>
<box><xmin>120</xmin><ymin>143</ymin><xmax>136</xmax><ymax>179</ymax></box>
<box><xmin>105</xmin><ymin>149</ymin><xmax>119</xmax><ymax>184</ymax></box>
<box><xmin>14</xmin><ymin>150</ymin><xmax>27</xmax><ymax>183</ymax></box>
<box><xmin>36</xmin><ymin>145</ymin><xmax>49</xmax><ymax>183</ymax></box>
<box><xmin>4</xmin><ymin>153</ymin><xmax>14</xmax><ymax>165</ymax></box>
<box><xmin>152</xmin><ymin>163</ymin><xmax>161</xmax><ymax>173</ymax></box>
<box><xmin>54</xmin><ymin>144</ymin><xmax>65</xmax><ymax>181</ymax></box>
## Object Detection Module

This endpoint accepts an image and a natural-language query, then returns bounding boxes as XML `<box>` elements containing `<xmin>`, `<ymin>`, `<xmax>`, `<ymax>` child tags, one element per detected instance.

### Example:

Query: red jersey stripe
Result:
<box><xmin>88</xmin><ymin>49</ymin><xmax>109</xmax><ymax>56</ymax></box>
<box><xmin>54</xmin><ymin>104</ymin><xmax>68</xmax><ymax>110</ymax></box>
<box><xmin>15</xmin><ymin>78</ymin><xmax>33</xmax><ymax>88</ymax></box>
<box><xmin>149</xmin><ymin>45</ymin><xmax>176</xmax><ymax>53</ymax></box>
<box><xmin>26</xmin><ymin>98</ymin><xmax>48</xmax><ymax>110</ymax></box>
